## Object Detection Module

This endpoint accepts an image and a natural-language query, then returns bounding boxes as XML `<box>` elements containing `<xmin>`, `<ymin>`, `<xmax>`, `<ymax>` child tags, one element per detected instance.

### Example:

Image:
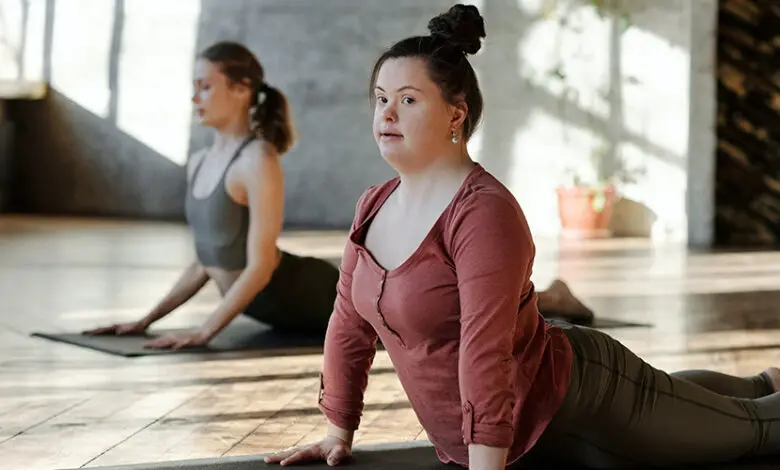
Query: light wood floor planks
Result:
<box><xmin>1</xmin><ymin>215</ymin><xmax>780</xmax><ymax>469</ymax></box>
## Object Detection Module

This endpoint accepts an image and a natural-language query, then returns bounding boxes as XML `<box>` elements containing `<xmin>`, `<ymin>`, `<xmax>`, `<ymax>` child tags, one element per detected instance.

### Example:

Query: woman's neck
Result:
<box><xmin>212</xmin><ymin>117</ymin><xmax>253</xmax><ymax>150</ymax></box>
<box><xmin>396</xmin><ymin>152</ymin><xmax>476</xmax><ymax>206</ymax></box>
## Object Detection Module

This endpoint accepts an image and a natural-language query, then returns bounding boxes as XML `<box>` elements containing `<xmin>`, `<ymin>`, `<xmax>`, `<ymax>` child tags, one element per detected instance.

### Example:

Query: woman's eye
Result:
<box><xmin>402</xmin><ymin>96</ymin><xmax>415</xmax><ymax>104</ymax></box>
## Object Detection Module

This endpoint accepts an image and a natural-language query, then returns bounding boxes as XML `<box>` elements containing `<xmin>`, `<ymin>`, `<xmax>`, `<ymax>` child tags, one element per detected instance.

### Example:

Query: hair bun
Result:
<box><xmin>427</xmin><ymin>4</ymin><xmax>486</xmax><ymax>55</ymax></box>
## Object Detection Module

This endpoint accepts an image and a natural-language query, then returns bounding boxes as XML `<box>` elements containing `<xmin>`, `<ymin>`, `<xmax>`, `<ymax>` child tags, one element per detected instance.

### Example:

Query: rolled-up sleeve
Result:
<box><xmin>317</xmin><ymin>192</ymin><xmax>379</xmax><ymax>431</ymax></box>
<box><xmin>449</xmin><ymin>193</ymin><xmax>535</xmax><ymax>448</ymax></box>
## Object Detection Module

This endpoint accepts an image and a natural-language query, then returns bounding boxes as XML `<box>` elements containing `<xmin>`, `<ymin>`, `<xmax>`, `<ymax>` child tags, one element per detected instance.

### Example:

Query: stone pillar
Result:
<box><xmin>686</xmin><ymin>0</ymin><xmax>718</xmax><ymax>248</ymax></box>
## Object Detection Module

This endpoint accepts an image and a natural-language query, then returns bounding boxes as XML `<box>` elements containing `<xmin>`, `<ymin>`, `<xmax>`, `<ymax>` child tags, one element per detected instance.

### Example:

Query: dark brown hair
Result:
<box><xmin>369</xmin><ymin>4</ymin><xmax>486</xmax><ymax>141</ymax></box>
<box><xmin>199</xmin><ymin>41</ymin><xmax>297</xmax><ymax>154</ymax></box>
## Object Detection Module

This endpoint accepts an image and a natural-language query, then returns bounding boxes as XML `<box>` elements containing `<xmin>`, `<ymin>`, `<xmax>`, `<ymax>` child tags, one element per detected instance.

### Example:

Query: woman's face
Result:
<box><xmin>191</xmin><ymin>59</ymin><xmax>249</xmax><ymax>129</ymax></box>
<box><xmin>372</xmin><ymin>57</ymin><xmax>466</xmax><ymax>173</ymax></box>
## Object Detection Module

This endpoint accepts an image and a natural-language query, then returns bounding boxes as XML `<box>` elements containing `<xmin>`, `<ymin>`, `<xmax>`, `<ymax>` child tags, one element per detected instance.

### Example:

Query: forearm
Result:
<box><xmin>468</xmin><ymin>444</ymin><xmax>508</xmax><ymax>470</ymax></box>
<box><xmin>143</xmin><ymin>261</ymin><xmax>209</xmax><ymax>325</ymax></box>
<box><xmin>199</xmin><ymin>264</ymin><xmax>273</xmax><ymax>339</ymax></box>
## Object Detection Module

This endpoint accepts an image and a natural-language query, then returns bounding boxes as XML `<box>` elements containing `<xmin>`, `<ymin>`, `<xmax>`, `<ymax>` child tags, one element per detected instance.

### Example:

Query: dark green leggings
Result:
<box><xmin>527</xmin><ymin>323</ymin><xmax>780</xmax><ymax>469</ymax></box>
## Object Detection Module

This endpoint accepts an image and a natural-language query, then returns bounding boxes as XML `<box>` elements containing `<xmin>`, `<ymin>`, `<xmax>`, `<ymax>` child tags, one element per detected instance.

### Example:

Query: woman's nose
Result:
<box><xmin>382</xmin><ymin>104</ymin><xmax>397</xmax><ymax>122</ymax></box>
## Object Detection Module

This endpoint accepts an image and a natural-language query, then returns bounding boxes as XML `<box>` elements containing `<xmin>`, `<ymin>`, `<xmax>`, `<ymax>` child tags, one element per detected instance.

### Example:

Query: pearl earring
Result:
<box><xmin>451</xmin><ymin>129</ymin><xmax>458</xmax><ymax>144</ymax></box>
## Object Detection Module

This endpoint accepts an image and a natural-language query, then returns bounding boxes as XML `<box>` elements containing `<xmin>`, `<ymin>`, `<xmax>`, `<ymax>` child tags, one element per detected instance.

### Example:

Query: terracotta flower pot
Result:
<box><xmin>556</xmin><ymin>184</ymin><xmax>617</xmax><ymax>239</ymax></box>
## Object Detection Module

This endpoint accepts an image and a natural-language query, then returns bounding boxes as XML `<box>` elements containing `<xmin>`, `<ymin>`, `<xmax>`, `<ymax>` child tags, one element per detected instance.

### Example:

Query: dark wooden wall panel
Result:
<box><xmin>715</xmin><ymin>0</ymin><xmax>780</xmax><ymax>246</ymax></box>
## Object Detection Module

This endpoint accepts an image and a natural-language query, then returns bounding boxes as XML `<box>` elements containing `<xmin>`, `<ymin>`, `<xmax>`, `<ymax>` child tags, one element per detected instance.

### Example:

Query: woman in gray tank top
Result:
<box><xmin>83</xmin><ymin>41</ymin><xmax>595</xmax><ymax>349</ymax></box>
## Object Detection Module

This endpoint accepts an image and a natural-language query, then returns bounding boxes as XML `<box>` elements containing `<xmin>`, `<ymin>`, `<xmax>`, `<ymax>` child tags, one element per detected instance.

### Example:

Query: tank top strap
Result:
<box><xmin>229</xmin><ymin>135</ymin><xmax>257</xmax><ymax>164</ymax></box>
<box><xmin>191</xmin><ymin>135</ymin><xmax>257</xmax><ymax>184</ymax></box>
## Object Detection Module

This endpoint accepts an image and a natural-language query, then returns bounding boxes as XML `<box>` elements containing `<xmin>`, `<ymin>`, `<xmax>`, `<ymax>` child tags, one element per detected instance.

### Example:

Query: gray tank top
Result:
<box><xmin>184</xmin><ymin>137</ymin><xmax>255</xmax><ymax>270</ymax></box>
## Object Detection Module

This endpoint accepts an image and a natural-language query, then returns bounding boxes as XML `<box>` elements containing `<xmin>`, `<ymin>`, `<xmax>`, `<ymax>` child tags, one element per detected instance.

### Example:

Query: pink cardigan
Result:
<box><xmin>317</xmin><ymin>164</ymin><xmax>573</xmax><ymax>467</ymax></box>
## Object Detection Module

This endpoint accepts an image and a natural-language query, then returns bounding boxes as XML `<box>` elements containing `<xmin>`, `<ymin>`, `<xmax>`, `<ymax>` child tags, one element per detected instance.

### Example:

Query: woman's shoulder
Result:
<box><xmin>233</xmin><ymin>138</ymin><xmax>282</xmax><ymax>178</ymax></box>
<box><xmin>437</xmin><ymin>166</ymin><xmax>535</xmax><ymax>259</ymax></box>
<box><xmin>445</xmin><ymin>165</ymin><xmax>530</xmax><ymax>236</ymax></box>
<box><xmin>458</xmin><ymin>165</ymin><xmax>523</xmax><ymax>213</ymax></box>
<box><xmin>238</xmin><ymin>137</ymin><xmax>278</xmax><ymax>163</ymax></box>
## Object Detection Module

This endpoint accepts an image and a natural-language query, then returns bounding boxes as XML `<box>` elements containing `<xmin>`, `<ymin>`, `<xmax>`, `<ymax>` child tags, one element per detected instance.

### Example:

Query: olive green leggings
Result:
<box><xmin>527</xmin><ymin>323</ymin><xmax>780</xmax><ymax>469</ymax></box>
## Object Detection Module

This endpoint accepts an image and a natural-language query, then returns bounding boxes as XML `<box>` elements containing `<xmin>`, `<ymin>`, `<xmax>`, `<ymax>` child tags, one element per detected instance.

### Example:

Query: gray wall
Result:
<box><xmin>191</xmin><ymin>0</ymin><xmax>460</xmax><ymax>227</ymax></box>
<box><xmin>3</xmin><ymin>0</ymin><xmax>719</xmax><ymax>241</ymax></box>
<box><xmin>10</xmin><ymin>88</ymin><xmax>187</xmax><ymax>218</ymax></box>
<box><xmin>8</xmin><ymin>0</ymin><xmax>444</xmax><ymax>226</ymax></box>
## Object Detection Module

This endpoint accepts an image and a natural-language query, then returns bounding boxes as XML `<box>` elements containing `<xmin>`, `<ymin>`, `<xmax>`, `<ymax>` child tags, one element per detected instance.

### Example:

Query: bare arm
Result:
<box><xmin>198</xmin><ymin>146</ymin><xmax>284</xmax><ymax>341</ymax></box>
<box><xmin>468</xmin><ymin>445</ymin><xmax>510</xmax><ymax>470</ymax></box>
<box><xmin>140</xmin><ymin>261</ymin><xmax>210</xmax><ymax>327</ymax></box>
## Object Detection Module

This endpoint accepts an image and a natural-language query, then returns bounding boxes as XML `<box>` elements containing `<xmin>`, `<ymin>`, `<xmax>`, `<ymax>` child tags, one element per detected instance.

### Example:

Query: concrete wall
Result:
<box><xmin>2</xmin><ymin>0</ymin><xmax>718</xmax><ymax>242</ymax></box>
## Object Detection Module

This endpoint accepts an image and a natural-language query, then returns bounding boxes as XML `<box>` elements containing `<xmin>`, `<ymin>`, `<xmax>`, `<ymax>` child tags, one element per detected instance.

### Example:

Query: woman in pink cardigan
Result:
<box><xmin>266</xmin><ymin>4</ymin><xmax>780</xmax><ymax>469</ymax></box>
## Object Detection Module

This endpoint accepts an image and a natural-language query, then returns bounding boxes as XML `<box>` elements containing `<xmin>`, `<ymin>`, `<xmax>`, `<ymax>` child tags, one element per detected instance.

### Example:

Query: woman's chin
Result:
<box><xmin>380</xmin><ymin>152</ymin><xmax>420</xmax><ymax>174</ymax></box>
<box><xmin>194</xmin><ymin>112</ymin><xmax>222</xmax><ymax>128</ymax></box>
<box><xmin>378</xmin><ymin>149</ymin><xmax>403</xmax><ymax>164</ymax></box>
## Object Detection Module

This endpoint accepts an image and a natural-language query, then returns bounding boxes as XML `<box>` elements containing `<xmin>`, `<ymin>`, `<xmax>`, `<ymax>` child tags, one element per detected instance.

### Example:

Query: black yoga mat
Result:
<box><xmin>31</xmin><ymin>317</ymin><xmax>327</xmax><ymax>357</ymax></box>
<box><xmin>32</xmin><ymin>318</ymin><xmax>650</xmax><ymax>357</ymax></box>
<box><xmin>62</xmin><ymin>440</ymin><xmax>780</xmax><ymax>470</ymax></box>
<box><xmin>550</xmin><ymin>316</ymin><xmax>652</xmax><ymax>329</ymax></box>
<box><xmin>72</xmin><ymin>442</ymin><xmax>450</xmax><ymax>470</ymax></box>
<box><xmin>31</xmin><ymin>314</ymin><xmax>649</xmax><ymax>358</ymax></box>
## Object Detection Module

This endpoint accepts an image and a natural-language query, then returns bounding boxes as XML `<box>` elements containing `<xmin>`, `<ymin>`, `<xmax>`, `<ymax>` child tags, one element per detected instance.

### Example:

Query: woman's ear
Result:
<box><xmin>449</xmin><ymin>98</ymin><xmax>469</xmax><ymax>131</ymax></box>
<box><xmin>233</xmin><ymin>78</ymin><xmax>253</xmax><ymax>103</ymax></box>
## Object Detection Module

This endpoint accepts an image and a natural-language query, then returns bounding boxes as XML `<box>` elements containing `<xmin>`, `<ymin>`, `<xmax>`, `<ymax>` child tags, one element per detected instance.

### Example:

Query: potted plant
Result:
<box><xmin>556</xmin><ymin>138</ymin><xmax>619</xmax><ymax>239</ymax></box>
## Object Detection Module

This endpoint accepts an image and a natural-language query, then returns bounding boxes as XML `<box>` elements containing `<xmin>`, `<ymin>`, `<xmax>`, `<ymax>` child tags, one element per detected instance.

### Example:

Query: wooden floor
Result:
<box><xmin>2</xmin><ymin>216</ymin><xmax>780</xmax><ymax>469</ymax></box>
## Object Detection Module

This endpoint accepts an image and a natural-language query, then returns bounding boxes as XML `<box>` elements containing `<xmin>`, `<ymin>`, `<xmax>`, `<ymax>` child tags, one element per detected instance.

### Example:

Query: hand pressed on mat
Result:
<box><xmin>264</xmin><ymin>435</ymin><xmax>352</xmax><ymax>467</ymax></box>
<box><xmin>142</xmin><ymin>330</ymin><xmax>210</xmax><ymax>350</ymax></box>
<box><xmin>82</xmin><ymin>320</ymin><xmax>150</xmax><ymax>336</ymax></box>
